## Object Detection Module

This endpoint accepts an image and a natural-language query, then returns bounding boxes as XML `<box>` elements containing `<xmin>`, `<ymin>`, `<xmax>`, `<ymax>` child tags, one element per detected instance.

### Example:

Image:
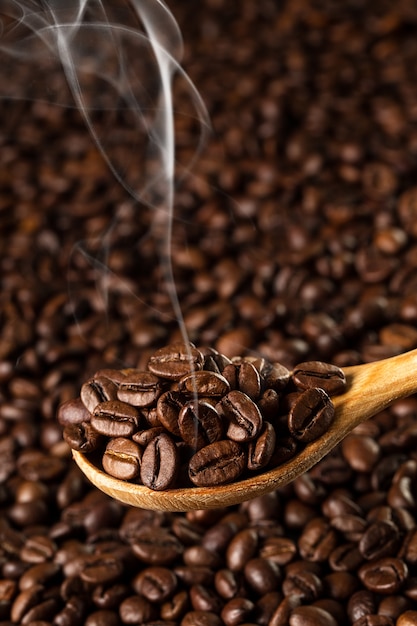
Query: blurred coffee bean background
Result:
<box><xmin>2</xmin><ymin>0</ymin><xmax>417</xmax><ymax>624</ymax></box>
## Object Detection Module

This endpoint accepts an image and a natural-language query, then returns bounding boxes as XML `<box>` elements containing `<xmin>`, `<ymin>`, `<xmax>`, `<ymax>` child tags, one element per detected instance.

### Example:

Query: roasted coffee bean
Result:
<box><xmin>347</xmin><ymin>590</ymin><xmax>377</xmax><ymax>623</ymax></box>
<box><xmin>243</xmin><ymin>491</ymin><xmax>280</xmax><ymax>522</ymax></box>
<box><xmin>359</xmin><ymin>521</ymin><xmax>400</xmax><ymax>560</ymax></box>
<box><xmin>221</xmin><ymin>597</ymin><xmax>256</xmax><ymax>626</ymax></box>
<box><xmin>322</xmin><ymin>490</ymin><xmax>363</xmax><ymax>518</ymax></box>
<box><xmin>178</xmin><ymin>370</ymin><xmax>230</xmax><ymax>397</ymax></box>
<box><xmin>20</xmin><ymin>535</ymin><xmax>56</xmax><ymax>563</ymax></box>
<box><xmin>18</xmin><ymin>451</ymin><xmax>65</xmax><ymax>482</ymax></box>
<box><xmin>329</xmin><ymin>514</ymin><xmax>367</xmax><ymax>540</ymax></box>
<box><xmin>226</xmin><ymin>528</ymin><xmax>258</xmax><ymax>571</ymax></box>
<box><xmin>133</xmin><ymin>567</ymin><xmax>177</xmax><ymax>603</ymax></box>
<box><xmin>148</xmin><ymin>343</ymin><xmax>204</xmax><ymax>380</ymax></box>
<box><xmin>282</xmin><ymin>569</ymin><xmax>323</xmax><ymax>601</ymax></box>
<box><xmin>189</xmin><ymin>584</ymin><xmax>224</xmax><ymax>613</ymax></box>
<box><xmin>237</xmin><ymin>361</ymin><xmax>262</xmax><ymax>400</ymax></box>
<box><xmin>257</xmin><ymin>388</ymin><xmax>280</xmax><ymax>420</ymax></box>
<box><xmin>57</xmin><ymin>398</ymin><xmax>91</xmax><ymax>426</ymax></box>
<box><xmin>255</xmin><ymin>360</ymin><xmax>291</xmax><ymax>392</ymax></box>
<box><xmin>171</xmin><ymin>518</ymin><xmax>205</xmax><ymax>546</ymax></box>
<box><xmin>174</xmin><ymin>565</ymin><xmax>214</xmax><ymax>587</ymax></box>
<box><xmin>378</xmin><ymin>596</ymin><xmax>413</xmax><ymax>621</ymax></box>
<box><xmin>85</xmin><ymin>610</ymin><xmax>121</xmax><ymax>626</ymax></box>
<box><xmin>119</xmin><ymin>594</ymin><xmax>157</xmax><ymax>623</ymax></box>
<box><xmin>81</xmin><ymin>376</ymin><xmax>118</xmax><ymax>413</ymax></box>
<box><xmin>269</xmin><ymin>596</ymin><xmax>303</xmax><ymax>626</ymax></box>
<box><xmin>188</xmin><ymin>440</ymin><xmax>246</xmax><ymax>486</ymax></box>
<box><xmin>79</xmin><ymin>555</ymin><xmax>123</xmax><ymax>585</ymax></box>
<box><xmin>178</xmin><ymin>400</ymin><xmax>223</xmax><ymax>450</ymax></box>
<box><xmin>19</xmin><ymin>562</ymin><xmax>60</xmax><ymax>590</ymax></box>
<box><xmin>20</xmin><ymin>597</ymin><xmax>59</xmax><ymax>623</ymax></box>
<box><xmin>342</xmin><ymin>434</ymin><xmax>381</xmax><ymax>472</ymax></box>
<box><xmin>289</xmin><ymin>388</ymin><xmax>335</xmax><ymax>443</ymax></box>
<box><xmin>247</xmin><ymin>421</ymin><xmax>276</xmax><ymax>470</ymax></box>
<box><xmin>92</xmin><ymin>583</ymin><xmax>129</xmax><ymax>609</ymax></box>
<box><xmin>298</xmin><ymin>517</ymin><xmax>338</xmax><ymax>562</ymax></box>
<box><xmin>324</xmin><ymin>571</ymin><xmax>358</xmax><ymax>600</ymax></box>
<box><xmin>140</xmin><ymin>433</ymin><xmax>179</xmax><ymax>490</ymax></box>
<box><xmin>214</xmin><ymin>569</ymin><xmax>242</xmax><ymax>600</ymax></box>
<box><xmin>156</xmin><ymin>390</ymin><xmax>184</xmax><ymax>436</ymax></box>
<box><xmin>292</xmin><ymin>361</ymin><xmax>346</xmax><ymax>395</ymax></box>
<box><xmin>359</xmin><ymin>558</ymin><xmax>408</xmax><ymax>594</ymax></box>
<box><xmin>329</xmin><ymin>543</ymin><xmax>364</xmax><ymax>572</ymax></box>
<box><xmin>102</xmin><ymin>437</ymin><xmax>142</xmax><ymax>480</ymax></box>
<box><xmin>294</xmin><ymin>474</ymin><xmax>326</xmax><ymax>505</ymax></box>
<box><xmin>397</xmin><ymin>612</ymin><xmax>417</xmax><ymax>626</ymax></box>
<box><xmin>202</xmin><ymin>520</ymin><xmax>241</xmax><ymax>554</ymax></box>
<box><xmin>244</xmin><ymin>558</ymin><xmax>281</xmax><ymax>595</ymax></box>
<box><xmin>161</xmin><ymin>590</ymin><xmax>189</xmax><ymax>621</ymax></box>
<box><xmin>63</xmin><ymin>421</ymin><xmax>102</xmax><ymax>453</ymax></box>
<box><xmin>10</xmin><ymin>585</ymin><xmax>43</xmax><ymax>624</ymax></box>
<box><xmin>289</xmin><ymin>605</ymin><xmax>337</xmax><ymax>626</ymax></box>
<box><xmin>220</xmin><ymin>391</ymin><xmax>263</xmax><ymax>442</ymax></box>
<box><xmin>270</xmin><ymin>436</ymin><xmax>298</xmax><ymax>467</ymax></box>
<box><xmin>131</xmin><ymin>529</ymin><xmax>183</xmax><ymax>565</ymax></box>
<box><xmin>260</xmin><ymin>536</ymin><xmax>297</xmax><ymax>566</ymax></box>
<box><xmin>132</xmin><ymin>426</ymin><xmax>165</xmax><ymax>447</ymax></box>
<box><xmin>91</xmin><ymin>401</ymin><xmax>140</xmax><ymax>437</ymax></box>
<box><xmin>183</xmin><ymin>545</ymin><xmax>222</xmax><ymax>569</ymax></box>
<box><xmin>312</xmin><ymin>599</ymin><xmax>346</xmax><ymax>625</ymax></box>
<box><xmin>181</xmin><ymin>611</ymin><xmax>223</xmax><ymax>626</ymax></box>
<box><xmin>117</xmin><ymin>371</ymin><xmax>163</xmax><ymax>407</ymax></box>
<box><xmin>256</xmin><ymin>591</ymin><xmax>283</xmax><ymax>626</ymax></box>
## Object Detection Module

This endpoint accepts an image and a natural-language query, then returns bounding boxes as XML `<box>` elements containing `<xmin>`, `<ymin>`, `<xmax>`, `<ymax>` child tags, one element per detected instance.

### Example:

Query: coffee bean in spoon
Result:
<box><xmin>61</xmin><ymin>342</ymin><xmax>346</xmax><ymax>492</ymax></box>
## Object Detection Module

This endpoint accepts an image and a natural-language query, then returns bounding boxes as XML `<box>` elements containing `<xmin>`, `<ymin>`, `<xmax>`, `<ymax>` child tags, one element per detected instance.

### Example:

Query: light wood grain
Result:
<box><xmin>73</xmin><ymin>347</ymin><xmax>417</xmax><ymax>511</ymax></box>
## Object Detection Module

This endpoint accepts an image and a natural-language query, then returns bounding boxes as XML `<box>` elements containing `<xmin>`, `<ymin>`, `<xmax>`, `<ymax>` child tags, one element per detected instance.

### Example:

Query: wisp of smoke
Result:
<box><xmin>0</xmin><ymin>0</ymin><xmax>210</xmax><ymax>351</ymax></box>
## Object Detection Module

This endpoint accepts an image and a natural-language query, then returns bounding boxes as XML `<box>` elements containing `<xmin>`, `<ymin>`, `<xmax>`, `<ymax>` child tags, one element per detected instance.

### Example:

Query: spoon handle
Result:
<box><xmin>334</xmin><ymin>347</ymin><xmax>417</xmax><ymax>433</ymax></box>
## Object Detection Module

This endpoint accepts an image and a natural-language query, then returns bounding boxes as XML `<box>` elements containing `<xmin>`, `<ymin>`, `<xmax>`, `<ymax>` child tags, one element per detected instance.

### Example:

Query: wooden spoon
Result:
<box><xmin>73</xmin><ymin>348</ymin><xmax>417</xmax><ymax>512</ymax></box>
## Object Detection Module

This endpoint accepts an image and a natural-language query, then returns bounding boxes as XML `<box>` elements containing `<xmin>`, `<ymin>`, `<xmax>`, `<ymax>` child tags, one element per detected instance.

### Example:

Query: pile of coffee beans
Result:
<box><xmin>3</xmin><ymin>0</ymin><xmax>417</xmax><ymax>623</ymax></box>
<box><xmin>59</xmin><ymin>343</ymin><xmax>346</xmax><ymax>489</ymax></box>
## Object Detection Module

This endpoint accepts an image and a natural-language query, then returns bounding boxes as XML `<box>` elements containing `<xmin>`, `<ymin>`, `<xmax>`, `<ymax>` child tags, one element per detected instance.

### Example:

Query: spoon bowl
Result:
<box><xmin>73</xmin><ymin>347</ymin><xmax>417</xmax><ymax>511</ymax></box>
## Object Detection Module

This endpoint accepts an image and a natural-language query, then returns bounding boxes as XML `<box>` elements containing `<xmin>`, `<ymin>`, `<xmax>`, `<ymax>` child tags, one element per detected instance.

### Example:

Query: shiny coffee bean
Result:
<box><xmin>178</xmin><ymin>400</ymin><xmax>223</xmax><ymax>450</ymax></box>
<box><xmin>140</xmin><ymin>433</ymin><xmax>179</xmax><ymax>490</ymax></box>
<box><xmin>221</xmin><ymin>597</ymin><xmax>256</xmax><ymax>626</ymax></box>
<box><xmin>63</xmin><ymin>421</ymin><xmax>102</xmax><ymax>453</ymax></box>
<box><xmin>244</xmin><ymin>557</ymin><xmax>281</xmax><ymax>595</ymax></box>
<box><xmin>117</xmin><ymin>370</ymin><xmax>163</xmax><ymax>407</ymax></box>
<box><xmin>188</xmin><ymin>440</ymin><xmax>246</xmax><ymax>486</ymax></box>
<box><xmin>226</xmin><ymin>528</ymin><xmax>258</xmax><ymax>572</ymax></box>
<box><xmin>247</xmin><ymin>421</ymin><xmax>276</xmax><ymax>470</ymax></box>
<box><xmin>81</xmin><ymin>376</ymin><xmax>118</xmax><ymax>413</ymax></box>
<box><xmin>359</xmin><ymin>558</ymin><xmax>408</xmax><ymax>594</ymax></box>
<box><xmin>220</xmin><ymin>390</ymin><xmax>263</xmax><ymax>442</ymax></box>
<box><xmin>131</xmin><ymin>529</ymin><xmax>183</xmax><ymax>565</ymax></box>
<box><xmin>181</xmin><ymin>610</ymin><xmax>223</xmax><ymax>626</ymax></box>
<box><xmin>289</xmin><ymin>605</ymin><xmax>337</xmax><ymax>626</ymax></box>
<box><xmin>178</xmin><ymin>370</ymin><xmax>230</xmax><ymax>397</ymax></box>
<box><xmin>289</xmin><ymin>388</ymin><xmax>335</xmax><ymax>443</ymax></box>
<box><xmin>292</xmin><ymin>361</ymin><xmax>346</xmax><ymax>395</ymax></box>
<box><xmin>57</xmin><ymin>398</ymin><xmax>91</xmax><ymax>426</ymax></box>
<box><xmin>133</xmin><ymin>566</ymin><xmax>177</xmax><ymax>602</ymax></box>
<box><xmin>148</xmin><ymin>343</ymin><xmax>204</xmax><ymax>380</ymax></box>
<box><xmin>156</xmin><ymin>390</ymin><xmax>184</xmax><ymax>436</ymax></box>
<box><xmin>91</xmin><ymin>401</ymin><xmax>140</xmax><ymax>437</ymax></box>
<box><xmin>237</xmin><ymin>361</ymin><xmax>262</xmax><ymax>400</ymax></box>
<box><xmin>102</xmin><ymin>437</ymin><xmax>142</xmax><ymax>480</ymax></box>
<box><xmin>119</xmin><ymin>594</ymin><xmax>157</xmax><ymax>623</ymax></box>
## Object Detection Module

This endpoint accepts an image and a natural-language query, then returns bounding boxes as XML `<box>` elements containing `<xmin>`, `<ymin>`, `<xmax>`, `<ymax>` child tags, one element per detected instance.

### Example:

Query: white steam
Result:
<box><xmin>0</xmin><ymin>0</ymin><xmax>209</xmax><ymax>347</ymax></box>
